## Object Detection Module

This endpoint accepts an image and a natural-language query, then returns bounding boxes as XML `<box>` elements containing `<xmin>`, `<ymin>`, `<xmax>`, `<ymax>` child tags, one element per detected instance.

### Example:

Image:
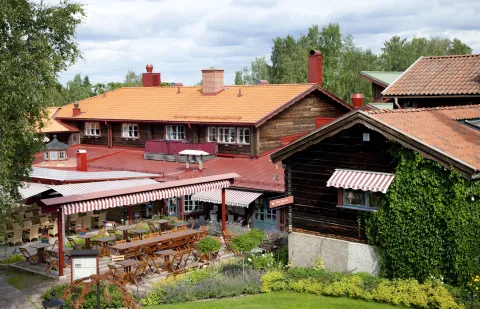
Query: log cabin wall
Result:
<box><xmin>111</xmin><ymin>122</ymin><xmax>150</xmax><ymax>148</ymax></box>
<box><xmin>257</xmin><ymin>92</ymin><xmax>348</xmax><ymax>154</ymax></box>
<box><xmin>286</xmin><ymin>124</ymin><xmax>395</xmax><ymax>241</ymax></box>
<box><xmin>74</xmin><ymin>121</ymin><xmax>109</xmax><ymax>146</ymax></box>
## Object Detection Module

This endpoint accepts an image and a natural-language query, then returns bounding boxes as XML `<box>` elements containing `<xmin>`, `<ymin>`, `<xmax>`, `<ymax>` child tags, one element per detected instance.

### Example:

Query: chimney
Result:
<box><xmin>308</xmin><ymin>50</ymin><xmax>323</xmax><ymax>85</ymax></box>
<box><xmin>201</xmin><ymin>68</ymin><xmax>224</xmax><ymax>95</ymax></box>
<box><xmin>142</xmin><ymin>64</ymin><xmax>161</xmax><ymax>87</ymax></box>
<box><xmin>351</xmin><ymin>93</ymin><xmax>364</xmax><ymax>109</ymax></box>
<box><xmin>72</xmin><ymin>101</ymin><xmax>81</xmax><ymax>116</ymax></box>
<box><xmin>76</xmin><ymin>149</ymin><xmax>88</xmax><ymax>171</ymax></box>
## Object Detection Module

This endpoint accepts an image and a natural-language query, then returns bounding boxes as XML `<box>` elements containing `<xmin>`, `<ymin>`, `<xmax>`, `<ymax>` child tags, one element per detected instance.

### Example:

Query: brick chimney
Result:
<box><xmin>202</xmin><ymin>69</ymin><xmax>224</xmax><ymax>95</ymax></box>
<box><xmin>142</xmin><ymin>64</ymin><xmax>161</xmax><ymax>87</ymax></box>
<box><xmin>76</xmin><ymin>149</ymin><xmax>88</xmax><ymax>171</ymax></box>
<box><xmin>308</xmin><ymin>50</ymin><xmax>323</xmax><ymax>85</ymax></box>
<box><xmin>72</xmin><ymin>101</ymin><xmax>81</xmax><ymax>116</ymax></box>
<box><xmin>351</xmin><ymin>93</ymin><xmax>364</xmax><ymax>109</ymax></box>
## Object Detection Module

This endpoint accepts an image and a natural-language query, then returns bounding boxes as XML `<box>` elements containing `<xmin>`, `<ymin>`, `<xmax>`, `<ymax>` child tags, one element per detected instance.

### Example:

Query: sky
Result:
<box><xmin>52</xmin><ymin>0</ymin><xmax>480</xmax><ymax>86</ymax></box>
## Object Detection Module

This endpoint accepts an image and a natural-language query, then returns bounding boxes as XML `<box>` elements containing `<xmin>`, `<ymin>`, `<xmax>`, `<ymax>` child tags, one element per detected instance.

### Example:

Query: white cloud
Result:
<box><xmin>52</xmin><ymin>0</ymin><xmax>480</xmax><ymax>86</ymax></box>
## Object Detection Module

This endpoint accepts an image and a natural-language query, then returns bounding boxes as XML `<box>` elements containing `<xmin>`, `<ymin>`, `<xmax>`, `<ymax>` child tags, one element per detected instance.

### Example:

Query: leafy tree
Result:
<box><xmin>62</xmin><ymin>73</ymin><xmax>92</xmax><ymax>103</ymax></box>
<box><xmin>235</xmin><ymin>71</ymin><xmax>244</xmax><ymax>85</ymax></box>
<box><xmin>124</xmin><ymin>70</ymin><xmax>142</xmax><ymax>87</ymax></box>
<box><xmin>0</xmin><ymin>0</ymin><xmax>84</xmax><ymax>232</ymax></box>
<box><xmin>235</xmin><ymin>57</ymin><xmax>270</xmax><ymax>85</ymax></box>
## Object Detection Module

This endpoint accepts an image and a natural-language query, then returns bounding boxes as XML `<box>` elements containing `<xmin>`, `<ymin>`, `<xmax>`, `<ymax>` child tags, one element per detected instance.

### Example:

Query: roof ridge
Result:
<box><xmin>121</xmin><ymin>83</ymin><xmax>314</xmax><ymax>88</ymax></box>
<box><xmin>365</xmin><ymin>104</ymin><xmax>480</xmax><ymax>115</ymax></box>
<box><xmin>423</xmin><ymin>53</ymin><xmax>479</xmax><ymax>59</ymax></box>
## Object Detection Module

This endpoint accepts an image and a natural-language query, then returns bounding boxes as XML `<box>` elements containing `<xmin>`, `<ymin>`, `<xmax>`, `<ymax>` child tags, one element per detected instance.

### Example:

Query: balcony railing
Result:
<box><xmin>145</xmin><ymin>140</ymin><xmax>217</xmax><ymax>155</ymax></box>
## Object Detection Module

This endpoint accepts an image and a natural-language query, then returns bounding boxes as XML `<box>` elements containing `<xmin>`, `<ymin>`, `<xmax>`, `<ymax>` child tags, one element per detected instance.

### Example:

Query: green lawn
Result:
<box><xmin>1</xmin><ymin>268</ymin><xmax>53</xmax><ymax>290</ymax></box>
<box><xmin>145</xmin><ymin>291</ymin><xmax>399</xmax><ymax>309</ymax></box>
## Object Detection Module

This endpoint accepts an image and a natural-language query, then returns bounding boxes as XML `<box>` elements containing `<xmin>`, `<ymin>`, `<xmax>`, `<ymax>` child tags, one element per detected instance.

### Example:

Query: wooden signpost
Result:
<box><xmin>269</xmin><ymin>195</ymin><xmax>294</xmax><ymax>208</ymax></box>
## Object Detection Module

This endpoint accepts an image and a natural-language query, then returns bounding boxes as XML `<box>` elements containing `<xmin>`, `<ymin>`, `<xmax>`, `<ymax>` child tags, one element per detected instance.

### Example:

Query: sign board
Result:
<box><xmin>72</xmin><ymin>256</ymin><xmax>97</xmax><ymax>281</ymax></box>
<box><xmin>269</xmin><ymin>196</ymin><xmax>294</xmax><ymax>209</ymax></box>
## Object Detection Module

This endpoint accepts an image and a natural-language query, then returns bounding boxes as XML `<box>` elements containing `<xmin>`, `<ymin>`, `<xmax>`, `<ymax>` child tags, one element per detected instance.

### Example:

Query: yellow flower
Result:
<box><xmin>475</xmin><ymin>279</ymin><xmax>479</xmax><ymax>282</ymax></box>
<box><xmin>469</xmin><ymin>283</ymin><xmax>472</xmax><ymax>286</ymax></box>
<box><xmin>476</xmin><ymin>287</ymin><xmax>479</xmax><ymax>290</ymax></box>
<box><xmin>476</xmin><ymin>275</ymin><xmax>479</xmax><ymax>279</ymax></box>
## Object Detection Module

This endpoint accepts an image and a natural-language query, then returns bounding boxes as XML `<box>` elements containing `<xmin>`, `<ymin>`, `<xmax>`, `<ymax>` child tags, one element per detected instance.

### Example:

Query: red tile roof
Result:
<box><xmin>40</xmin><ymin>107</ymin><xmax>79</xmax><ymax>133</ymax></box>
<box><xmin>383</xmin><ymin>54</ymin><xmax>480</xmax><ymax>96</ymax></box>
<box><xmin>34</xmin><ymin>145</ymin><xmax>285</xmax><ymax>193</ymax></box>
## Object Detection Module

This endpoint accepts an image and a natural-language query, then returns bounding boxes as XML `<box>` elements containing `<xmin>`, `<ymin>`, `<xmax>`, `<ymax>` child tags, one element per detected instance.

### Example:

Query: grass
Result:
<box><xmin>144</xmin><ymin>291</ymin><xmax>399</xmax><ymax>309</ymax></box>
<box><xmin>1</xmin><ymin>268</ymin><xmax>53</xmax><ymax>290</ymax></box>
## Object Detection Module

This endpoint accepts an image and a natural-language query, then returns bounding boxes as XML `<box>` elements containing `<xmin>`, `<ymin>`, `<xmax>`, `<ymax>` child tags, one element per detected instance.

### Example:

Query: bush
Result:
<box><xmin>197</xmin><ymin>236</ymin><xmax>221</xmax><ymax>255</ymax></box>
<box><xmin>247</xmin><ymin>253</ymin><xmax>278</xmax><ymax>271</ymax></box>
<box><xmin>261</xmin><ymin>270</ymin><xmax>286</xmax><ymax>292</ymax></box>
<box><xmin>0</xmin><ymin>254</ymin><xmax>25</xmax><ymax>264</ymax></box>
<box><xmin>273</xmin><ymin>245</ymin><xmax>288</xmax><ymax>265</ymax></box>
<box><xmin>231</xmin><ymin>229</ymin><xmax>265</xmax><ymax>254</ymax></box>
<box><xmin>42</xmin><ymin>283</ymin><xmax>127</xmax><ymax>309</ymax></box>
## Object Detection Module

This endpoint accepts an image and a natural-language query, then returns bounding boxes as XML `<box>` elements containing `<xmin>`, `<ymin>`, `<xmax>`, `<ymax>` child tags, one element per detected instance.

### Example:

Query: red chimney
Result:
<box><xmin>76</xmin><ymin>149</ymin><xmax>88</xmax><ymax>171</ymax></box>
<box><xmin>351</xmin><ymin>93</ymin><xmax>364</xmax><ymax>109</ymax></box>
<box><xmin>202</xmin><ymin>69</ymin><xmax>224</xmax><ymax>95</ymax></box>
<box><xmin>142</xmin><ymin>64</ymin><xmax>161</xmax><ymax>87</ymax></box>
<box><xmin>72</xmin><ymin>101</ymin><xmax>81</xmax><ymax>116</ymax></box>
<box><xmin>308</xmin><ymin>50</ymin><xmax>323</xmax><ymax>85</ymax></box>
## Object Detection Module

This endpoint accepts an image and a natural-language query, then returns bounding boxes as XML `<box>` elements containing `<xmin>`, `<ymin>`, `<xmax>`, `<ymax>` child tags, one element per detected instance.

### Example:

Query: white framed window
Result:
<box><xmin>44</xmin><ymin>152</ymin><xmax>49</xmax><ymax>160</ymax></box>
<box><xmin>237</xmin><ymin>128</ymin><xmax>250</xmax><ymax>144</ymax></box>
<box><xmin>184</xmin><ymin>195</ymin><xmax>203</xmax><ymax>212</ymax></box>
<box><xmin>84</xmin><ymin>122</ymin><xmax>100</xmax><ymax>136</ymax></box>
<box><xmin>166</xmin><ymin>125</ymin><xmax>185</xmax><ymax>140</ymax></box>
<box><xmin>59</xmin><ymin>151</ymin><xmax>65</xmax><ymax>160</ymax></box>
<box><xmin>122</xmin><ymin>123</ymin><xmax>139</xmax><ymax>138</ymax></box>
<box><xmin>207</xmin><ymin>127</ymin><xmax>217</xmax><ymax>142</ymax></box>
<box><xmin>49</xmin><ymin>151</ymin><xmax>58</xmax><ymax>160</ymax></box>
<box><xmin>218</xmin><ymin>127</ymin><xmax>235</xmax><ymax>144</ymax></box>
<box><xmin>342</xmin><ymin>189</ymin><xmax>381</xmax><ymax>211</ymax></box>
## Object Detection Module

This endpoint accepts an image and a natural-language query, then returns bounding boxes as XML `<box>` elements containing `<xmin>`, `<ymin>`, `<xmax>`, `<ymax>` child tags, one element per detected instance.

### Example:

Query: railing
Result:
<box><xmin>145</xmin><ymin>140</ymin><xmax>217</xmax><ymax>155</ymax></box>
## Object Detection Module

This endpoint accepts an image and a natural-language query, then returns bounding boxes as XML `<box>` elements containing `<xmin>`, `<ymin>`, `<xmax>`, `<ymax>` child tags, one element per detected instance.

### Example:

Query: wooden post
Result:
<box><xmin>221</xmin><ymin>188</ymin><xmax>226</xmax><ymax>232</ymax></box>
<box><xmin>57</xmin><ymin>208</ymin><xmax>64</xmax><ymax>276</ymax></box>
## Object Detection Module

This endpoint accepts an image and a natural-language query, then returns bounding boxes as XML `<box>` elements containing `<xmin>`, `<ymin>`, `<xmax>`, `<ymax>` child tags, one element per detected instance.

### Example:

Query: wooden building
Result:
<box><xmin>382</xmin><ymin>54</ymin><xmax>480</xmax><ymax>108</ymax></box>
<box><xmin>359</xmin><ymin>71</ymin><xmax>402</xmax><ymax>102</ymax></box>
<box><xmin>271</xmin><ymin>105</ymin><xmax>480</xmax><ymax>271</ymax></box>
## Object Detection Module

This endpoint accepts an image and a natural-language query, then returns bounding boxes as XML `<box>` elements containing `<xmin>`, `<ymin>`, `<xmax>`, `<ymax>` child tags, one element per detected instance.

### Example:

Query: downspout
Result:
<box><xmin>105</xmin><ymin>121</ymin><xmax>113</xmax><ymax>148</ymax></box>
<box><xmin>394</xmin><ymin>97</ymin><xmax>401</xmax><ymax>109</ymax></box>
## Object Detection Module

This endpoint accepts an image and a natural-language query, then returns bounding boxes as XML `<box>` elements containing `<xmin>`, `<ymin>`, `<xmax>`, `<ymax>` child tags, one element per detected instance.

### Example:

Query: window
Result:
<box><xmin>122</xmin><ymin>123</ymin><xmax>139</xmax><ymax>138</ymax></box>
<box><xmin>84</xmin><ymin>122</ymin><xmax>100</xmax><ymax>136</ymax></box>
<box><xmin>44</xmin><ymin>152</ymin><xmax>49</xmax><ymax>160</ymax></box>
<box><xmin>59</xmin><ymin>151</ymin><xmax>65</xmax><ymax>160</ymax></box>
<box><xmin>218</xmin><ymin>127</ymin><xmax>235</xmax><ymax>143</ymax></box>
<box><xmin>49</xmin><ymin>151</ymin><xmax>58</xmax><ymax>160</ymax></box>
<box><xmin>184</xmin><ymin>195</ymin><xmax>203</xmax><ymax>212</ymax></box>
<box><xmin>237</xmin><ymin>128</ymin><xmax>250</xmax><ymax>144</ymax></box>
<box><xmin>342</xmin><ymin>189</ymin><xmax>381</xmax><ymax>211</ymax></box>
<box><xmin>207</xmin><ymin>127</ymin><xmax>216</xmax><ymax>142</ymax></box>
<box><xmin>166</xmin><ymin>125</ymin><xmax>185</xmax><ymax>140</ymax></box>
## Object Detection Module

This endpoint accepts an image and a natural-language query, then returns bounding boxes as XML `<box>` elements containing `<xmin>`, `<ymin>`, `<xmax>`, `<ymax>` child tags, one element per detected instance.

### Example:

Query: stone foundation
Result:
<box><xmin>289</xmin><ymin>231</ymin><xmax>380</xmax><ymax>275</ymax></box>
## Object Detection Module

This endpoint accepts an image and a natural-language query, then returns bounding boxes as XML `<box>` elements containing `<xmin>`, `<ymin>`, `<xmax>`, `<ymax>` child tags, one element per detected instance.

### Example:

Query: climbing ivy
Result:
<box><xmin>365</xmin><ymin>146</ymin><xmax>480</xmax><ymax>285</ymax></box>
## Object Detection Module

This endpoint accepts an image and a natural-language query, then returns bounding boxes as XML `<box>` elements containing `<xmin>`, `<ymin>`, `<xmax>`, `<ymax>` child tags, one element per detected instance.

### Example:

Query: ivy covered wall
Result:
<box><xmin>365</xmin><ymin>146</ymin><xmax>480</xmax><ymax>285</ymax></box>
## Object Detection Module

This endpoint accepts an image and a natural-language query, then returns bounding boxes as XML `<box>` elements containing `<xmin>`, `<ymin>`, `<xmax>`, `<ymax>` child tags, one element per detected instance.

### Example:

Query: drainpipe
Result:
<box><xmin>105</xmin><ymin>121</ymin><xmax>113</xmax><ymax>148</ymax></box>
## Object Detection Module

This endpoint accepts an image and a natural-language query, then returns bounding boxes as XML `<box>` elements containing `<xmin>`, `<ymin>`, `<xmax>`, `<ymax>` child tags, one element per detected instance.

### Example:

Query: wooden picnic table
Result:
<box><xmin>116</xmin><ymin>224</ymin><xmax>136</xmax><ymax>240</ymax></box>
<box><xmin>169</xmin><ymin>221</ymin><xmax>190</xmax><ymax>228</ymax></box>
<box><xmin>154</xmin><ymin>249</ymin><xmax>177</xmax><ymax>271</ymax></box>
<box><xmin>77</xmin><ymin>232</ymin><xmax>98</xmax><ymax>249</ymax></box>
<box><xmin>30</xmin><ymin>243</ymin><xmax>52</xmax><ymax>263</ymax></box>
<box><xmin>110</xmin><ymin>229</ymin><xmax>199</xmax><ymax>253</ymax></box>
<box><xmin>116</xmin><ymin>259</ymin><xmax>139</xmax><ymax>283</ymax></box>
<box><xmin>92</xmin><ymin>236</ymin><xmax>116</xmax><ymax>256</ymax></box>
<box><xmin>128</xmin><ymin>229</ymin><xmax>149</xmax><ymax>239</ymax></box>
<box><xmin>150</xmin><ymin>219</ymin><xmax>170</xmax><ymax>224</ymax></box>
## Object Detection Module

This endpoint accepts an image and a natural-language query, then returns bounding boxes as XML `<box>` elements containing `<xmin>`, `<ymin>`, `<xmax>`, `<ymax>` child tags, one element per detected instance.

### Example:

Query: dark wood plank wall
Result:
<box><xmin>372</xmin><ymin>83</ymin><xmax>385</xmax><ymax>101</ymax></box>
<box><xmin>287</xmin><ymin>125</ymin><xmax>395</xmax><ymax>240</ymax></box>
<box><xmin>75</xmin><ymin>121</ymin><xmax>110</xmax><ymax>146</ymax></box>
<box><xmin>111</xmin><ymin>122</ymin><xmax>149</xmax><ymax>148</ymax></box>
<box><xmin>258</xmin><ymin>92</ymin><xmax>348</xmax><ymax>154</ymax></box>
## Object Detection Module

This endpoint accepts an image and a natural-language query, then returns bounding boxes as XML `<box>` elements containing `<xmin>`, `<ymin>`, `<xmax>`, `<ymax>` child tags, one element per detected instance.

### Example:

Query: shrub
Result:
<box><xmin>42</xmin><ymin>283</ymin><xmax>127</xmax><ymax>309</ymax></box>
<box><xmin>313</xmin><ymin>256</ymin><xmax>325</xmax><ymax>270</ymax></box>
<box><xmin>261</xmin><ymin>270</ymin><xmax>286</xmax><ymax>292</ymax></box>
<box><xmin>0</xmin><ymin>254</ymin><xmax>25</xmax><ymax>264</ymax></box>
<box><xmin>197</xmin><ymin>236</ymin><xmax>221</xmax><ymax>255</ymax></box>
<box><xmin>231</xmin><ymin>229</ymin><xmax>265</xmax><ymax>254</ymax></box>
<box><xmin>247</xmin><ymin>253</ymin><xmax>278</xmax><ymax>271</ymax></box>
<box><xmin>273</xmin><ymin>245</ymin><xmax>288</xmax><ymax>265</ymax></box>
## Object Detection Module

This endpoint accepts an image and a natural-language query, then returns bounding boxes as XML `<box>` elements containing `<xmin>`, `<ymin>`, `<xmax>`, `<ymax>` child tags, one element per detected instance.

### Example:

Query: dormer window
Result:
<box><xmin>122</xmin><ymin>123</ymin><xmax>139</xmax><ymax>138</ymax></box>
<box><xmin>85</xmin><ymin>122</ymin><xmax>100</xmax><ymax>136</ymax></box>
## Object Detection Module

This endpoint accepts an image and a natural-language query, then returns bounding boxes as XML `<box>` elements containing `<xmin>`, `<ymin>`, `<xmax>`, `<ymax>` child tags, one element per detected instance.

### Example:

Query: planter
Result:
<box><xmin>79</xmin><ymin>232</ymin><xmax>86</xmax><ymax>236</ymax></box>
<box><xmin>41</xmin><ymin>239</ymin><xmax>49</xmax><ymax>244</ymax></box>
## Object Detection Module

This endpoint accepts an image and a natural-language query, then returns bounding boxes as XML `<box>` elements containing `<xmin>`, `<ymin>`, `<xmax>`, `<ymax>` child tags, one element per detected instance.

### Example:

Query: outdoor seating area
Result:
<box><xmin>5</xmin><ymin>205</ymin><xmax>56</xmax><ymax>246</ymax></box>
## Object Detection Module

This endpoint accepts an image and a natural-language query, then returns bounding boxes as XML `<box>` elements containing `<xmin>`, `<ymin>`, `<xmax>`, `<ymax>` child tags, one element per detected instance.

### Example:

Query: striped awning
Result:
<box><xmin>191</xmin><ymin>189</ymin><xmax>262</xmax><ymax>208</ymax></box>
<box><xmin>62</xmin><ymin>180</ymin><xmax>230</xmax><ymax>215</ymax></box>
<box><xmin>326</xmin><ymin>169</ymin><xmax>394</xmax><ymax>193</ymax></box>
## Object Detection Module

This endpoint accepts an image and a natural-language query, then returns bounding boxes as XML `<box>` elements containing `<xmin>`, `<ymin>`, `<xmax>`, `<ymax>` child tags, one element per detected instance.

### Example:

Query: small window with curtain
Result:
<box><xmin>184</xmin><ymin>195</ymin><xmax>203</xmax><ymax>212</ymax></box>
<box><xmin>342</xmin><ymin>188</ymin><xmax>381</xmax><ymax>211</ymax></box>
<box><xmin>237</xmin><ymin>128</ymin><xmax>250</xmax><ymax>144</ymax></box>
<box><xmin>122</xmin><ymin>123</ymin><xmax>139</xmax><ymax>138</ymax></box>
<box><xmin>218</xmin><ymin>127</ymin><xmax>235</xmax><ymax>144</ymax></box>
<box><xmin>207</xmin><ymin>127</ymin><xmax>216</xmax><ymax>142</ymax></box>
<box><xmin>84</xmin><ymin>122</ymin><xmax>100</xmax><ymax>136</ymax></box>
<box><xmin>166</xmin><ymin>125</ymin><xmax>185</xmax><ymax>140</ymax></box>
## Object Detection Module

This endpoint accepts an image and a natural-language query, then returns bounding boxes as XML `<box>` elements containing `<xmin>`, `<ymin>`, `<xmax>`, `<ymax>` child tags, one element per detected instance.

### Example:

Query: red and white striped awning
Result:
<box><xmin>191</xmin><ymin>189</ymin><xmax>262</xmax><ymax>208</ymax></box>
<box><xmin>62</xmin><ymin>180</ymin><xmax>230</xmax><ymax>215</ymax></box>
<box><xmin>326</xmin><ymin>169</ymin><xmax>394</xmax><ymax>193</ymax></box>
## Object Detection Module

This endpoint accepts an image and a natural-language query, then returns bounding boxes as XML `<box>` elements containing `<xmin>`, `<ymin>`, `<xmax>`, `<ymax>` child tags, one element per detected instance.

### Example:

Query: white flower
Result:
<box><xmin>247</xmin><ymin>258</ymin><xmax>252</xmax><ymax>262</ymax></box>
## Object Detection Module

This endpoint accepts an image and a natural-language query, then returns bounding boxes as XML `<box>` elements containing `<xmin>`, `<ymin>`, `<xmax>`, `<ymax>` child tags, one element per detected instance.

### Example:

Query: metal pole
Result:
<box><xmin>221</xmin><ymin>188</ymin><xmax>226</xmax><ymax>232</ymax></box>
<box><xmin>57</xmin><ymin>208</ymin><xmax>64</xmax><ymax>276</ymax></box>
<box><xmin>96</xmin><ymin>283</ymin><xmax>100</xmax><ymax>309</ymax></box>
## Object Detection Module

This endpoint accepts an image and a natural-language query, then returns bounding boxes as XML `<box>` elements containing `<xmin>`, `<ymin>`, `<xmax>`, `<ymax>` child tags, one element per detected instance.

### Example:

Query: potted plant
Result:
<box><xmin>39</xmin><ymin>234</ymin><xmax>50</xmax><ymax>244</ymax></box>
<box><xmin>197</xmin><ymin>236</ymin><xmax>221</xmax><ymax>261</ymax></box>
<box><xmin>76</xmin><ymin>227</ymin><xmax>87</xmax><ymax>235</ymax></box>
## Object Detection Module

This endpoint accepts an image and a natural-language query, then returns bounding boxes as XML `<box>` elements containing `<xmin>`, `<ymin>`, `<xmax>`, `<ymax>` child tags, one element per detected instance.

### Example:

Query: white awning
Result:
<box><xmin>326</xmin><ymin>169</ymin><xmax>394</xmax><ymax>193</ymax></box>
<box><xmin>191</xmin><ymin>189</ymin><xmax>262</xmax><ymax>207</ymax></box>
<box><xmin>19</xmin><ymin>182</ymin><xmax>51</xmax><ymax>200</ymax></box>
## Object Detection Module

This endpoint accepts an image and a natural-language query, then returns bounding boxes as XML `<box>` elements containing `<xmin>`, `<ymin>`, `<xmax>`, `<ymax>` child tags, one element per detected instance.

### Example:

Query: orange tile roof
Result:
<box><xmin>41</xmin><ymin>107</ymin><xmax>79</xmax><ymax>133</ymax></box>
<box><xmin>367</xmin><ymin>105</ymin><xmax>480</xmax><ymax>171</ymax></box>
<box><xmin>383</xmin><ymin>54</ymin><xmax>480</xmax><ymax>96</ymax></box>
<box><xmin>54</xmin><ymin>84</ymin><xmax>351</xmax><ymax>126</ymax></box>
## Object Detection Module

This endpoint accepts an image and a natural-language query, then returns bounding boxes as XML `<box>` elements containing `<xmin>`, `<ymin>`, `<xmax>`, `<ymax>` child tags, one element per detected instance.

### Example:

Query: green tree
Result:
<box><xmin>62</xmin><ymin>73</ymin><xmax>92</xmax><ymax>103</ymax></box>
<box><xmin>234</xmin><ymin>71</ymin><xmax>244</xmax><ymax>85</ymax></box>
<box><xmin>124</xmin><ymin>70</ymin><xmax>142</xmax><ymax>87</ymax></box>
<box><xmin>235</xmin><ymin>57</ymin><xmax>270</xmax><ymax>85</ymax></box>
<box><xmin>0</xmin><ymin>0</ymin><xmax>84</xmax><ymax>232</ymax></box>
